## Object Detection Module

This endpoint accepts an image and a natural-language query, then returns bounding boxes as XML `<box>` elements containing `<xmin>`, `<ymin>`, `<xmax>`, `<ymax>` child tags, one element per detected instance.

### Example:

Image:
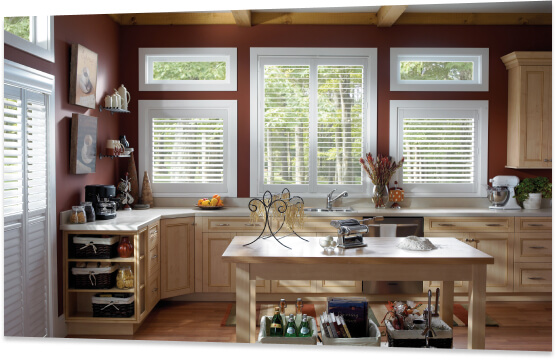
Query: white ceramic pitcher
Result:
<box><xmin>118</xmin><ymin>84</ymin><xmax>131</xmax><ymax>111</ymax></box>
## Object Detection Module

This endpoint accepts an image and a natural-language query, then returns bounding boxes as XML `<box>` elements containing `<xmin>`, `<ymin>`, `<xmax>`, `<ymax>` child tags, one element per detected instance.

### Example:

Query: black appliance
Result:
<box><xmin>85</xmin><ymin>185</ymin><xmax>117</xmax><ymax>220</ymax></box>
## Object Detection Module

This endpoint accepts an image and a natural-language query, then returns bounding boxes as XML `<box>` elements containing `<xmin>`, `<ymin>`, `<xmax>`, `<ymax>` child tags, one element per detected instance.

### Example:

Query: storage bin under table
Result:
<box><xmin>257</xmin><ymin>316</ymin><xmax>318</xmax><ymax>345</ymax></box>
<box><xmin>92</xmin><ymin>293</ymin><xmax>135</xmax><ymax>318</ymax></box>
<box><xmin>385</xmin><ymin>319</ymin><xmax>453</xmax><ymax>348</ymax></box>
<box><xmin>319</xmin><ymin>318</ymin><xmax>381</xmax><ymax>346</ymax></box>
<box><xmin>72</xmin><ymin>236</ymin><xmax>119</xmax><ymax>259</ymax></box>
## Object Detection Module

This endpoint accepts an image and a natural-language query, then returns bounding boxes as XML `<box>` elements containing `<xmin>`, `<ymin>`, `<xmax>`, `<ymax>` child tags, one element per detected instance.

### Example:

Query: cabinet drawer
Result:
<box><xmin>146</xmin><ymin>271</ymin><xmax>161</xmax><ymax>311</ymax></box>
<box><xmin>424</xmin><ymin>217</ymin><xmax>514</xmax><ymax>232</ymax></box>
<box><xmin>514</xmin><ymin>263</ymin><xmax>552</xmax><ymax>292</ymax></box>
<box><xmin>147</xmin><ymin>244</ymin><xmax>160</xmax><ymax>276</ymax></box>
<box><xmin>515</xmin><ymin>233</ymin><xmax>552</xmax><ymax>262</ymax></box>
<box><xmin>515</xmin><ymin>217</ymin><xmax>552</xmax><ymax>232</ymax></box>
<box><xmin>298</xmin><ymin>217</ymin><xmax>359</xmax><ymax>233</ymax></box>
<box><xmin>148</xmin><ymin>222</ymin><xmax>160</xmax><ymax>250</ymax></box>
<box><xmin>203</xmin><ymin>217</ymin><xmax>264</xmax><ymax>232</ymax></box>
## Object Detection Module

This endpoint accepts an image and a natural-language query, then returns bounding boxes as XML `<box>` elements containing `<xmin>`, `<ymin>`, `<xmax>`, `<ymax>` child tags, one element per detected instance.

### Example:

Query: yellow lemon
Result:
<box><xmin>201</xmin><ymin>200</ymin><xmax>210</xmax><ymax>206</ymax></box>
<box><xmin>210</xmin><ymin>198</ymin><xmax>218</xmax><ymax>206</ymax></box>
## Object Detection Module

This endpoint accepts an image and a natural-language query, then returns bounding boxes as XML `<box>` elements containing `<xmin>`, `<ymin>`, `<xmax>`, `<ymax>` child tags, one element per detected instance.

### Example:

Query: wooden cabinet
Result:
<box><xmin>514</xmin><ymin>263</ymin><xmax>552</xmax><ymax>292</ymax></box>
<box><xmin>160</xmin><ymin>217</ymin><xmax>195</xmax><ymax>299</ymax></box>
<box><xmin>146</xmin><ymin>221</ymin><xmax>161</xmax><ymax>312</ymax></box>
<box><xmin>501</xmin><ymin>51</ymin><xmax>552</xmax><ymax>169</ymax></box>
<box><xmin>469</xmin><ymin>232</ymin><xmax>514</xmax><ymax>292</ymax></box>
<box><xmin>202</xmin><ymin>232</ymin><xmax>236</xmax><ymax>292</ymax></box>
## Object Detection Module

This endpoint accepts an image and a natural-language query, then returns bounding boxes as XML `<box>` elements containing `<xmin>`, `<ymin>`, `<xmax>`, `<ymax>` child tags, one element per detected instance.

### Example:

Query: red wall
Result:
<box><xmin>5</xmin><ymin>14</ymin><xmax>122</xmax><ymax>315</ymax></box>
<box><xmin>119</xmin><ymin>24</ymin><xmax>552</xmax><ymax>197</ymax></box>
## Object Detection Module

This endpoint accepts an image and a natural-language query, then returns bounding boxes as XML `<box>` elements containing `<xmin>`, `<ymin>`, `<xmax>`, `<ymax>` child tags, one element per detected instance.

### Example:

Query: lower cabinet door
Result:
<box><xmin>470</xmin><ymin>232</ymin><xmax>514</xmax><ymax>293</ymax></box>
<box><xmin>514</xmin><ymin>262</ymin><xmax>552</xmax><ymax>292</ymax></box>
<box><xmin>161</xmin><ymin>217</ymin><xmax>195</xmax><ymax>299</ymax></box>
<box><xmin>202</xmin><ymin>233</ymin><xmax>235</xmax><ymax>292</ymax></box>
<box><xmin>146</xmin><ymin>272</ymin><xmax>161</xmax><ymax>313</ymax></box>
<box><xmin>271</xmin><ymin>280</ymin><xmax>316</xmax><ymax>293</ymax></box>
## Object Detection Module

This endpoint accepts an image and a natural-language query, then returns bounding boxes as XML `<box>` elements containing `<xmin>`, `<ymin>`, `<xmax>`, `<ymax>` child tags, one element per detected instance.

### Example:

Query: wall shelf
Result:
<box><xmin>99</xmin><ymin>153</ymin><xmax>130</xmax><ymax>159</ymax></box>
<box><xmin>99</xmin><ymin>105</ymin><xmax>130</xmax><ymax>114</ymax></box>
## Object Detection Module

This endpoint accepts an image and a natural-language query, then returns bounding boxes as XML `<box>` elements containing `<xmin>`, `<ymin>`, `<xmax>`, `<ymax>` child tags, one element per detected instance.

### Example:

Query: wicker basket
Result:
<box><xmin>70</xmin><ymin>264</ymin><xmax>119</xmax><ymax>289</ymax></box>
<box><xmin>385</xmin><ymin>319</ymin><xmax>453</xmax><ymax>348</ymax></box>
<box><xmin>92</xmin><ymin>293</ymin><xmax>135</xmax><ymax>318</ymax></box>
<box><xmin>72</xmin><ymin>236</ymin><xmax>119</xmax><ymax>259</ymax></box>
<box><xmin>319</xmin><ymin>318</ymin><xmax>381</xmax><ymax>346</ymax></box>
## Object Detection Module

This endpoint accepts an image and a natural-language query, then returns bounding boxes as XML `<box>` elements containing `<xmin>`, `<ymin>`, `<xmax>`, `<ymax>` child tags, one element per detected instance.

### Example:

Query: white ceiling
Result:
<box><xmin>249</xmin><ymin>1</ymin><xmax>552</xmax><ymax>13</ymax></box>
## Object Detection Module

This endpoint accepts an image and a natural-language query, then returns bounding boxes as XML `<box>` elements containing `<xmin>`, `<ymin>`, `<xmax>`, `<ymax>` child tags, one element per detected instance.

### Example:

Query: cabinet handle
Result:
<box><xmin>529</xmin><ymin>246</ymin><xmax>547</xmax><ymax>249</ymax></box>
<box><xmin>544</xmin><ymin>159</ymin><xmax>552</xmax><ymax>162</ymax></box>
<box><xmin>244</xmin><ymin>223</ymin><xmax>261</xmax><ymax>227</ymax></box>
<box><xmin>528</xmin><ymin>277</ymin><xmax>545</xmax><ymax>281</ymax></box>
<box><xmin>528</xmin><ymin>224</ymin><xmax>544</xmax><ymax>227</ymax></box>
<box><xmin>486</xmin><ymin>224</ymin><xmax>502</xmax><ymax>227</ymax></box>
<box><xmin>152</xmin><ymin>287</ymin><xmax>158</xmax><ymax>292</ymax></box>
<box><xmin>217</xmin><ymin>223</ymin><xmax>230</xmax><ymax>226</ymax></box>
<box><xmin>439</xmin><ymin>224</ymin><xmax>455</xmax><ymax>227</ymax></box>
<box><xmin>465</xmin><ymin>238</ymin><xmax>470</xmax><ymax>242</ymax></box>
<box><xmin>151</xmin><ymin>254</ymin><xmax>158</xmax><ymax>259</ymax></box>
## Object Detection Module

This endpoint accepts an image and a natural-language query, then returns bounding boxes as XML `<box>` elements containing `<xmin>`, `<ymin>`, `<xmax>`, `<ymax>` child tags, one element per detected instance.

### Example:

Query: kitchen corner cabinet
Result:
<box><xmin>160</xmin><ymin>217</ymin><xmax>195</xmax><ymax>298</ymax></box>
<box><xmin>501</xmin><ymin>51</ymin><xmax>552</xmax><ymax>169</ymax></box>
<box><xmin>63</xmin><ymin>227</ymin><xmax>151</xmax><ymax>335</ymax></box>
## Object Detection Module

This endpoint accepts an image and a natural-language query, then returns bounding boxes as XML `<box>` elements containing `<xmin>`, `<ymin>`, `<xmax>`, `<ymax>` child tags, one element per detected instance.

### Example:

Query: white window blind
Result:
<box><xmin>152</xmin><ymin>117</ymin><xmax>224</xmax><ymax>184</ymax></box>
<box><xmin>4</xmin><ymin>83</ymin><xmax>49</xmax><ymax>337</ymax></box>
<box><xmin>252</xmin><ymin>48</ymin><xmax>376</xmax><ymax>197</ymax></box>
<box><xmin>389</xmin><ymin>100</ymin><xmax>488</xmax><ymax>197</ymax></box>
<box><xmin>138</xmin><ymin>100</ymin><xmax>237</xmax><ymax>197</ymax></box>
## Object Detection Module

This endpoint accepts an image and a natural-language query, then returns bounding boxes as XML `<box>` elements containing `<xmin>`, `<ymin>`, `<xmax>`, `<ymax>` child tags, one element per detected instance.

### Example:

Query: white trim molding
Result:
<box><xmin>390</xmin><ymin>48</ymin><xmax>489</xmax><ymax>92</ymax></box>
<box><xmin>139</xmin><ymin>48</ymin><xmax>237</xmax><ymax>91</ymax></box>
<box><xmin>389</xmin><ymin>100</ymin><xmax>489</xmax><ymax>198</ymax></box>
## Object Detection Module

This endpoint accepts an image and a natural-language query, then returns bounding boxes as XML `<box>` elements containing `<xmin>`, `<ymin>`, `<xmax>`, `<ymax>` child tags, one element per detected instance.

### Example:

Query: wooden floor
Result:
<box><xmin>68</xmin><ymin>300</ymin><xmax>552</xmax><ymax>352</ymax></box>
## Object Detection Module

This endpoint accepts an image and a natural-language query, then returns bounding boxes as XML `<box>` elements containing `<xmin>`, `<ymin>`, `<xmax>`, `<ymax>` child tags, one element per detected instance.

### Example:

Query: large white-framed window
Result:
<box><xmin>4</xmin><ymin>16</ymin><xmax>55</xmax><ymax>63</ymax></box>
<box><xmin>138</xmin><ymin>100</ymin><xmax>237</xmax><ymax>197</ymax></box>
<box><xmin>389</xmin><ymin>100</ymin><xmax>488</xmax><ymax>197</ymax></box>
<box><xmin>390</xmin><ymin>48</ymin><xmax>488</xmax><ymax>92</ymax></box>
<box><xmin>139</xmin><ymin>48</ymin><xmax>237</xmax><ymax>91</ymax></box>
<box><xmin>4</xmin><ymin>60</ymin><xmax>57</xmax><ymax>337</ymax></box>
<box><xmin>250</xmin><ymin>48</ymin><xmax>377</xmax><ymax>197</ymax></box>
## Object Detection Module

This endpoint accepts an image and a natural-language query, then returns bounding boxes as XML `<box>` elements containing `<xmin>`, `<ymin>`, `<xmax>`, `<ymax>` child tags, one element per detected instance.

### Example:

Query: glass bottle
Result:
<box><xmin>279</xmin><ymin>298</ymin><xmax>287</xmax><ymax>330</ymax></box>
<box><xmin>295</xmin><ymin>298</ymin><xmax>303</xmax><ymax>327</ymax></box>
<box><xmin>285</xmin><ymin>314</ymin><xmax>297</xmax><ymax>337</ymax></box>
<box><xmin>70</xmin><ymin>206</ymin><xmax>87</xmax><ymax>224</ymax></box>
<box><xmin>269</xmin><ymin>307</ymin><xmax>283</xmax><ymax>336</ymax></box>
<box><xmin>298</xmin><ymin>314</ymin><xmax>311</xmax><ymax>337</ymax></box>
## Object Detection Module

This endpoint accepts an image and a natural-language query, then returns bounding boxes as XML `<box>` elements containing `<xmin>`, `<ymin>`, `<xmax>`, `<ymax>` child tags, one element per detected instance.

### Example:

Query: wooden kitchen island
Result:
<box><xmin>222</xmin><ymin>236</ymin><xmax>494</xmax><ymax>349</ymax></box>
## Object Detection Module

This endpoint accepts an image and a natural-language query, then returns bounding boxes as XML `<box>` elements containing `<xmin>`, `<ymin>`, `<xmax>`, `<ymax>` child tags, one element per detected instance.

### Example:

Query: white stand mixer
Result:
<box><xmin>488</xmin><ymin>175</ymin><xmax>521</xmax><ymax>210</ymax></box>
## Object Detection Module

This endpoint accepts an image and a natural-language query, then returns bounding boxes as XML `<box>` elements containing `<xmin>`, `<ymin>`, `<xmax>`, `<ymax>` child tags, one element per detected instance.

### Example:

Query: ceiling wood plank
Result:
<box><xmin>116</xmin><ymin>12</ymin><xmax>236</xmax><ymax>25</ymax></box>
<box><xmin>396</xmin><ymin>13</ymin><xmax>551</xmax><ymax>26</ymax></box>
<box><xmin>252</xmin><ymin>12</ymin><xmax>378</xmax><ymax>25</ymax></box>
<box><xmin>377</xmin><ymin>6</ymin><xmax>408</xmax><ymax>27</ymax></box>
<box><xmin>231</xmin><ymin>10</ymin><xmax>252</xmax><ymax>27</ymax></box>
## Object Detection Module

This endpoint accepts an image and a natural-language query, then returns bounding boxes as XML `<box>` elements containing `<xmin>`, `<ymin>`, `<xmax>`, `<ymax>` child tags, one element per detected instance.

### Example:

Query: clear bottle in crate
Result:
<box><xmin>70</xmin><ymin>206</ymin><xmax>87</xmax><ymax>224</ymax></box>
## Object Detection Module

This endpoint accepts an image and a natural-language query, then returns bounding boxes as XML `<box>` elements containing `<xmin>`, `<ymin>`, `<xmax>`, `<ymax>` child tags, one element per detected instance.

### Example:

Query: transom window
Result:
<box><xmin>250</xmin><ymin>48</ymin><xmax>377</xmax><ymax>197</ymax></box>
<box><xmin>389</xmin><ymin>100</ymin><xmax>488</xmax><ymax>197</ymax></box>
<box><xmin>139</xmin><ymin>48</ymin><xmax>237</xmax><ymax>91</ymax></box>
<box><xmin>4</xmin><ymin>16</ymin><xmax>54</xmax><ymax>62</ymax></box>
<box><xmin>390</xmin><ymin>48</ymin><xmax>489</xmax><ymax>92</ymax></box>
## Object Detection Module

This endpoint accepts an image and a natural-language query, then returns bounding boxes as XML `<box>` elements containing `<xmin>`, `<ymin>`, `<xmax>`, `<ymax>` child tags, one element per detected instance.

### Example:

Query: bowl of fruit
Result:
<box><xmin>196</xmin><ymin>194</ymin><xmax>224</xmax><ymax>210</ymax></box>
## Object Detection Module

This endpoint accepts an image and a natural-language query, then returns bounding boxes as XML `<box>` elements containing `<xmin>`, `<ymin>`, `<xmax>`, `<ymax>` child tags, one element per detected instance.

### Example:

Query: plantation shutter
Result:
<box><xmin>317</xmin><ymin>65</ymin><xmax>364</xmax><ymax>185</ymax></box>
<box><xmin>401</xmin><ymin>116</ymin><xmax>475</xmax><ymax>184</ymax></box>
<box><xmin>4</xmin><ymin>83</ymin><xmax>49</xmax><ymax>337</ymax></box>
<box><xmin>263</xmin><ymin>65</ymin><xmax>310</xmax><ymax>185</ymax></box>
<box><xmin>152</xmin><ymin>117</ymin><xmax>224</xmax><ymax>184</ymax></box>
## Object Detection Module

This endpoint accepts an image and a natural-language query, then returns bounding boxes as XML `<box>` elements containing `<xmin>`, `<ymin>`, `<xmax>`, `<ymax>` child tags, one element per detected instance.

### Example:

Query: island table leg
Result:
<box><xmin>439</xmin><ymin>280</ymin><xmax>454</xmax><ymax>330</ymax></box>
<box><xmin>468</xmin><ymin>264</ymin><xmax>487</xmax><ymax>349</ymax></box>
<box><xmin>236</xmin><ymin>263</ymin><xmax>256</xmax><ymax>343</ymax></box>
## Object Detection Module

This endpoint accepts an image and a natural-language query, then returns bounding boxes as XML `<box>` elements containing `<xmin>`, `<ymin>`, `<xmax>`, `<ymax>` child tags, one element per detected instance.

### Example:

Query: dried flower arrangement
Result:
<box><xmin>360</xmin><ymin>153</ymin><xmax>404</xmax><ymax>208</ymax></box>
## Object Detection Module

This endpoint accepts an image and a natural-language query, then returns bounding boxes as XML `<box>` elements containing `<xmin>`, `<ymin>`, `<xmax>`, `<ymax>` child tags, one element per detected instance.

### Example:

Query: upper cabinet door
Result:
<box><xmin>502</xmin><ymin>51</ymin><xmax>552</xmax><ymax>169</ymax></box>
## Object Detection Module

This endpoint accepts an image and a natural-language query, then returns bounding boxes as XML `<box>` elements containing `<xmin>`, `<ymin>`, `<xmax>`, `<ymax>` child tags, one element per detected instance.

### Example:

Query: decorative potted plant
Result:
<box><xmin>360</xmin><ymin>153</ymin><xmax>404</xmax><ymax>208</ymax></box>
<box><xmin>513</xmin><ymin>176</ymin><xmax>552</xmax><ymax>209</ymax></box>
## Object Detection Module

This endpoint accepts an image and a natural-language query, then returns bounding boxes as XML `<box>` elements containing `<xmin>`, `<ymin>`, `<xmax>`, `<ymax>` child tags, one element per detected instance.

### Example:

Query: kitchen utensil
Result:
<box><xmin>117</xmin><ymin>84</ymin><xmax>131</xmax><ymax>111</ymax></box>
<box><xmin>106</xmin><ymin>140</ymin><xmax>124</xmax><ymax>156</ymax></box>
<box><xmin>487</xmin><ymin>175</ymin><xmax>521</xmax><ymax>210</ymax></box>
<box><xmin>85</xmin><ymin>184</ymin><xmax>117</xmax><ymax>220</ymax></box>
<box><xmin>111</xmin><ymin>91</ymin><xmax>121</xmax><ymax>109</ymax></box>
<box><xmin>104</xmin><ymin>95</ymin><xmax>112</xmax><ymax>108</ymax></box>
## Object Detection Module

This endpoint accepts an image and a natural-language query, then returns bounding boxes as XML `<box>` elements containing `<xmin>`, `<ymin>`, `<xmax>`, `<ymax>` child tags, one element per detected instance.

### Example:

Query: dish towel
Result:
<box><xmin>379</xmin><ymin>224</ymin><xmax>397</xmax><ymax>237</ymax></box>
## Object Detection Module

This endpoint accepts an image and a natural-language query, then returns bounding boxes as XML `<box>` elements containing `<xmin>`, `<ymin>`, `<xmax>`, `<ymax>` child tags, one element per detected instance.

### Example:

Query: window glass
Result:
<box><xmin>4</xmin><ymin>16</ymin><xmax>30</xmax><ymax>41</ymax></box>
<box><xmin>400</xmin><ymin>61</ymin><xmax>474</xmax><ymax>81</ymax></box>
<box><xmin>153</xmin><ymin>61</ymin><xmax>227</xmax><ymax>81</ymax></box>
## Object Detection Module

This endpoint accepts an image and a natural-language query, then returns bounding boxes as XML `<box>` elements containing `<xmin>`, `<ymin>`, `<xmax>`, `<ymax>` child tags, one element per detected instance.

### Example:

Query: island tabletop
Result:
<box><xmin>222</xmin><ymin>236</ymin><xmax>494</xmax><ymax>349</ymax></box>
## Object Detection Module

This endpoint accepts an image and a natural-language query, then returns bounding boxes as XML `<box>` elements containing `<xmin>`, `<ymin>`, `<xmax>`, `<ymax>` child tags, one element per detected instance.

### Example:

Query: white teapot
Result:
<box><xmin>117</xmin><ymin>84</ymin><xmax>131</xmax><ymax>111</ymax></box>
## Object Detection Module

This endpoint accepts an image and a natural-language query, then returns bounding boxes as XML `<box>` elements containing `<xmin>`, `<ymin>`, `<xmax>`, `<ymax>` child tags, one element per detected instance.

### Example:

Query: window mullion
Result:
<box><xmin>308</xmin><ymin>59</ymin><xmax>319</xmax><ymax>193</ymax></box>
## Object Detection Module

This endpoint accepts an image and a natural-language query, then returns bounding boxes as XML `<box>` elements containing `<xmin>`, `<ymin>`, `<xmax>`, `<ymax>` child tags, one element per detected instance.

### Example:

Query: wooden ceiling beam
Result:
<box><xmin>108</xmin><ymin>12</ymin><xmax>551</xmax><ymax>26</ymax></box>
<box><xmin>377</xmin><ymin>5</ymin><xmax>408</xmax><ymax>27</ymax></box>
<box><xmin>231</xmin><ymin>10</ymin><xmax>252</xmax><ymax>27</ymax></box>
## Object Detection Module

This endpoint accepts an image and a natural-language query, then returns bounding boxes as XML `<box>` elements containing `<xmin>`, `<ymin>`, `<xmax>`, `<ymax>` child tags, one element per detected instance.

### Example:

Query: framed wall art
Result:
<box><xmin>69</xmin><ymin>43</ymin><xmax>98</xmax><ymax>109</ymax></box>
<box><xmin>70</xmin><ymin>113</ymin><xmax>97</xmax><ymax>174</ymax></box>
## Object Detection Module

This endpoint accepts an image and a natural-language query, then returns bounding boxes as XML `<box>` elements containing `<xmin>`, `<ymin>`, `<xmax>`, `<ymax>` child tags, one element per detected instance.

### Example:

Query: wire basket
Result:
<box><xmin>385</xmin><ymin>319</ymin><xmax>453</xmax><ymax>348</ymax></box>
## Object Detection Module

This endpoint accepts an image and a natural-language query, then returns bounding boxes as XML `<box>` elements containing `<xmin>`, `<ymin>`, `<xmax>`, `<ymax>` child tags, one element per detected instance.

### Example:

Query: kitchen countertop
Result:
<box><xmin>60</xmin><ymin>206</ymin><xmax>552</xmax><ymax>232</ymax></box>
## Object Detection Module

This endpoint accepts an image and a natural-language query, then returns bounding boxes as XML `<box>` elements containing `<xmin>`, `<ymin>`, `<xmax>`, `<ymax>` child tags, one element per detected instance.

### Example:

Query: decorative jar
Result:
<box><xmin>116</xmin><ymin>266</ymin><xmax>134</xmax><ymax>289</ymax></box>
<box><xmin>372</xmin><ymin>184</ymin><xmax>389</xmax><ymax>208</ymax></box>
<box><xmin>117</xmin><ymin>236</ymin><xmax>134</xmax><ymax>258</ymax></box>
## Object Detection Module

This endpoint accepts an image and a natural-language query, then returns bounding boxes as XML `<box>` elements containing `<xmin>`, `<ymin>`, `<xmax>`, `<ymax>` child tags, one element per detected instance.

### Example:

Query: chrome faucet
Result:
<box><xmin>327</xmin><ymin>189</ymin><xmax>348</xmax><ymax>210</ymax></box>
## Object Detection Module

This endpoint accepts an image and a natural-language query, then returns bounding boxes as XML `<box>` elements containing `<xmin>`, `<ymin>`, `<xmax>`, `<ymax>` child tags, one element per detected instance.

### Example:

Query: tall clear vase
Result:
<box><xmin>372</xmin><ymin>184</ymin><xmax>389</xmax><ymax>208</ymax></box>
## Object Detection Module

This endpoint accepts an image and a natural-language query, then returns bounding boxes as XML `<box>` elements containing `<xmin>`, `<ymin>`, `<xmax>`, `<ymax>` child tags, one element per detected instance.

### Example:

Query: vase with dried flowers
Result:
<box><xmin>360</xmin><ymin>153</ymin><xmax>404</xmax><ymax>208</ymax></box>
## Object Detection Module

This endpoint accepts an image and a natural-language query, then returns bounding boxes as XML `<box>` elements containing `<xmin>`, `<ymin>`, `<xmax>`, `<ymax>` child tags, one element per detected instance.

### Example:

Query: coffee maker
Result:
<box><xmin>85</xmin><ymin>184</ymin><xmax>118</xmax><ymax>220</ymax></box>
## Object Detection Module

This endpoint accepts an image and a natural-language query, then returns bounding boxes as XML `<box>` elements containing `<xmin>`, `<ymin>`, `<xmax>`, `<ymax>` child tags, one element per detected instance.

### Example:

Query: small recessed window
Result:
<box><xmin>4</xmin><ymin>16</ymin><xmax>54</xmax><ymax>62</ymax></box>
<box><xmin>139</xmin><ymin>48</ymin><xmax>237</xmax><ymax>91</ymax></box>
<box><xmin>390</xmin><ymin>48</ymin><xmax>488</xmax><ymax>91</ymax></box>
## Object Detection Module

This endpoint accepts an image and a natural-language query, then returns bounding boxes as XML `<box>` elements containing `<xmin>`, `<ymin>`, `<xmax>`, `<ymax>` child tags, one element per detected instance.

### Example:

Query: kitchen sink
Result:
<box><xmin>304</xmin><ymin>207</ymin><xmax>354</xmax><ymax>212</ymax></box>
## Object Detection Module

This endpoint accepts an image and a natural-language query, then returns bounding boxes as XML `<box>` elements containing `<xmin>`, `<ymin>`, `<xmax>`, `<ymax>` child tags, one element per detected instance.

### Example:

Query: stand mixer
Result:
<box><xmin>487</xmin><ymin>175</ymin><xmax>521</xmax><ymax>210</ymax></box>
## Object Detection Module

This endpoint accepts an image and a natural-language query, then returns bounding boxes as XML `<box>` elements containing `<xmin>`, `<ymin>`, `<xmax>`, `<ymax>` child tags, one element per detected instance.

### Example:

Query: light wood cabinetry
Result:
<box><xmin>160</xmin><ymin>217</ymin><xmax>195</xmax><ymax>299</ymax></box>
<box><xmin>501</xmin><ymin>51</ymin><xmax>552</xmax><ymax>169</ymax></box>
<box><xmin>146</xmin><ymin>222</ymin><xmax>161</xmax><ymax>313</ymax></box>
